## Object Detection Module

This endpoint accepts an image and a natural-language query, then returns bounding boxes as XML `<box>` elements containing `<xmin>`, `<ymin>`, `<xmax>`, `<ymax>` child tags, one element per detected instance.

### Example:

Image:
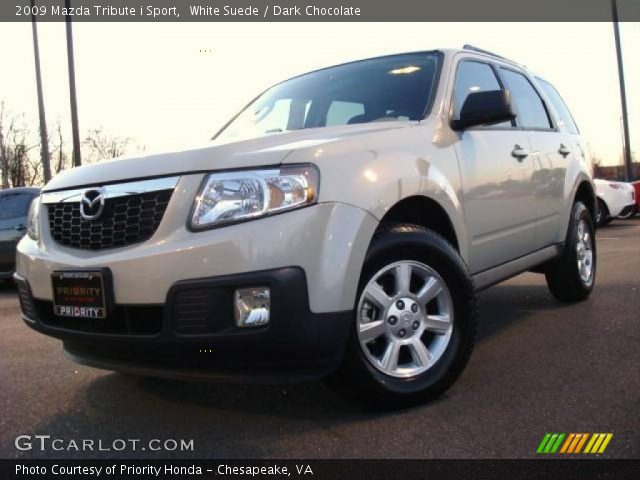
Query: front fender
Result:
<box><xmin>285</xmin><ymin>124</ymin><xmax>467</xmax><ymax>261</ymax></box>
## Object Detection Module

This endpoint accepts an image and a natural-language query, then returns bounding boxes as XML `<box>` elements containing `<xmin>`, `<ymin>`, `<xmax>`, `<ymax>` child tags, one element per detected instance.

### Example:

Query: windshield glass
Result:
<box><xmin>215</xmin><ymin>52</ymin><xmax>440</xmax><ymax>143</ymax></box>
<box><xmin>0</xmin><ymin>193</ymin><xmax>35</xmax><ymax>221</ymax></box>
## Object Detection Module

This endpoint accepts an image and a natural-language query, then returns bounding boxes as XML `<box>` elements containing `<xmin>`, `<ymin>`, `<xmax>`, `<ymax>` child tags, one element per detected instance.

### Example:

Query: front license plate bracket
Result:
<box><xmin>51</xmin><ymin>269</ymin><xmax>114</xmax><ymax>319</ymax></box>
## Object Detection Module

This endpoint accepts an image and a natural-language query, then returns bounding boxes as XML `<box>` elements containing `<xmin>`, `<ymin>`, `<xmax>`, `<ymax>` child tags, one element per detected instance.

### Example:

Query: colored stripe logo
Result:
<box><xmin>536</xmin><ymin>433</ymin><xmax>613</xmax><ymax>454</ymax></box>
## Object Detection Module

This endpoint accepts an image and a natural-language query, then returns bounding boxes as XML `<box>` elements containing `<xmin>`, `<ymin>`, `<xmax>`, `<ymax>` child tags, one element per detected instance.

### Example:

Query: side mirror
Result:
<box><xmin>452</xmin><ymin>89</ymin><xmax>515</xmax><ymax>130</ymax></box>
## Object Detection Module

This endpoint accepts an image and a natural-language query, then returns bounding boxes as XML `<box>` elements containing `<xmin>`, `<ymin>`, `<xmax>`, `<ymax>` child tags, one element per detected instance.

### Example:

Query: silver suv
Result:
<box><xmin>15</xmin><ymin>46</ymin><xmax>596</xmax><ymax>407</ymax></box>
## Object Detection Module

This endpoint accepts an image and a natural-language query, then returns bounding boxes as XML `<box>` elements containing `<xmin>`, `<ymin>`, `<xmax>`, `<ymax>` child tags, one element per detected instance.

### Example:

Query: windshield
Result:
<box><xmin>0</xmin><ymin>193</ymin><xmax>35</xmax><ymax>222</ymax></box>
<box><xmin>215</xmin><ymin>52</ymin><xmax>440</xmax><ymax>143</ymax></box>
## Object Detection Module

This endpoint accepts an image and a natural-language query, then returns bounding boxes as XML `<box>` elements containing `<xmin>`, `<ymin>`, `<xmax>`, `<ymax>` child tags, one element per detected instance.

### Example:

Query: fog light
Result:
<box><xmin>234</xmin><ymin>287</ymin><xmax>270</xmax><ymax>327</ymax></box>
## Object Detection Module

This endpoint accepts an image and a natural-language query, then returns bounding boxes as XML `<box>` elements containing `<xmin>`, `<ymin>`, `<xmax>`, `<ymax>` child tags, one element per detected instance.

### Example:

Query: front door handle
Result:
<box><xmin>14</xmin><ymin>224</ymin><xmax>26</xmax><ymax>232</ymax></box>
<box><xmin>558</xmin><ymin>144</ymin><xmax>571</xmax><ymax>157</ymax></box>
<box><xmin>511</xmin><ymin>144</ymin><xmax>529</xmax><ymax>161</ymax></box>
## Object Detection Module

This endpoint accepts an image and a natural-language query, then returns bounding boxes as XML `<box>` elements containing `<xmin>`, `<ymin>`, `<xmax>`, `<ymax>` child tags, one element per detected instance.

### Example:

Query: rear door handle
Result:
<box><xmin>511</xmin><ymin>144</ymin><xmax>529</xmax><ymax>161</ymax></box>
<box><xmin>14</xmin><ymin>224</ymin><xmax>26</xmax><ymax>232</ymax></box>
<box><xmin>558</xmin><ymin>144</ymin><xmax>571</xmax><ymax>157</ymax></box>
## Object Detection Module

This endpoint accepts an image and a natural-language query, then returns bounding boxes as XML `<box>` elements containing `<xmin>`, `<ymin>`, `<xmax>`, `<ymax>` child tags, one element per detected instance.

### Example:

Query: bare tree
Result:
<box><xmin>0</xmin><ymin>103</ymin><xmax>42</xmax><ymax>188</ymax></box>
<box><xmin>0</xmin><ymin>102</ymin><xmax>10</xmax><ymax>189</ymax></box>
<box><xmin>1</xmin><ymin>106</ymin><xmax>144</xmax><ymax>189</ymax></box>
<box><xmin>82</xmin><ymin>127</ymin><xmax>133</xmax><ymax>164</ymax></box>
<box><xmin>51</xmin><ymin>119</ymin><xmax>70</xmax><ymax>174</ymax></box>
<box><xmin>591</xmin><ymin>153</ymin><xmax>603</xmax><ymax>179</ymax></box>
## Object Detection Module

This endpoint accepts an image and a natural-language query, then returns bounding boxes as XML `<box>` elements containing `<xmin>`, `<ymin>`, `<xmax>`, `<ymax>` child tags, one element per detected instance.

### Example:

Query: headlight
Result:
<box><xmin>190</xmin><ymin>164</ymin><xmax>319</xmax><ymax>229</ymax></box>
<box><xmin>27</xmin><ymin>196</ymin><xmax>40</xmax><ymax>240</ymax></box>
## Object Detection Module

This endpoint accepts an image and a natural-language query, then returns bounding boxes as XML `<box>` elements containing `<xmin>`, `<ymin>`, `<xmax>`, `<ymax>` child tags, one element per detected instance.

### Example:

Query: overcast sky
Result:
<box><xmin>1</xmin><ymin>22</ymin><xmax>638</xmax><ymax>165</ymax></box>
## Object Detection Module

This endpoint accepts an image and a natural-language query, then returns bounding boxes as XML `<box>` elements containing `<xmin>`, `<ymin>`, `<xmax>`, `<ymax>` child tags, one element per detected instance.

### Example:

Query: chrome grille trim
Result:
<box><xmin>43</xmin><ymin>176</ymin><xmax>180</xmax><ymax>251</ymax></box>
<box><xmin>40</xmin><ymin>176</ymin><xmax>180</xmax><ymax>204</ymax></box>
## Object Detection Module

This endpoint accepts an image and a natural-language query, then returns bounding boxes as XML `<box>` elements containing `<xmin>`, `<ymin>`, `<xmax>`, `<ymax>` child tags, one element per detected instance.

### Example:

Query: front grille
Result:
<box><xmin>34</xmin><ymin>300</ymin><xmax>163</xmax><ymax>335</ymax></box>
<box><xmin>48</xmin><ymin>190</ymin><xmax>172</xmax><ymax>250</ymax></box>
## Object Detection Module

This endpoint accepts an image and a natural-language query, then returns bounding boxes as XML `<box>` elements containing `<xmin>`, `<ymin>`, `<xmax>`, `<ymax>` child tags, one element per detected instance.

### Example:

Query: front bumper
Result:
<box><xmin>17</xmin><ymin>195</ymin><xmax>376</xmax><ymax>313</ymax></box>
<box><xmin>15</xmin><ymin>268</ymin><xmax>352</xmax><ymax>382</ymax></box>
<box><xmin>15</xmin><ymin>177</ymin><xmax>377</xmax><ymax>381</ymax></box>
<box><xmin>0</xmin><ymin>240</ymin><xmax>18</xmax><ymax>279</ymax></box>
<box><xmin>0</xmin><ymin>269</ymin><xmax>15</xmax><ymax>280</ymax></box>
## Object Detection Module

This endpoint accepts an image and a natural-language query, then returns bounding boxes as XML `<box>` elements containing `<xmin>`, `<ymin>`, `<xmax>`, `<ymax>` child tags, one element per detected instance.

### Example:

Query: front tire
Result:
<box><xmin>545</xmin><ymin>202</ymin><xmax>596</xmax><ymax>302</ymax></box>
<box><xmin>331</xmin><ymin>224</ymin><xmax>477</xmax><ymax>409</ymax></box>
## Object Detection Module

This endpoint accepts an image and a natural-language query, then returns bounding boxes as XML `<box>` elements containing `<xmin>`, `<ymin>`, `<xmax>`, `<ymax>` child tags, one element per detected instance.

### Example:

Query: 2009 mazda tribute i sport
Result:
<box><xmin>15</xmin><ymin>46</ymin><xmax>597</xmax><ymax>408</ymax></box>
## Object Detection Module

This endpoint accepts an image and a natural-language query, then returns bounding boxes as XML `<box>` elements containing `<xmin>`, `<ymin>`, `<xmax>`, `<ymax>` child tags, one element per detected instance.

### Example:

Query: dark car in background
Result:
<box><xmin>0</xmin><ymin>187</ymin><xmax>40</xmax><ymax>280</ymax></box>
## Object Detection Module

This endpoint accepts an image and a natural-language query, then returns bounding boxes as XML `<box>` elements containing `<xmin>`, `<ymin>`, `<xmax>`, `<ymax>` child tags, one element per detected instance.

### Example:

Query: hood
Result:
<box><xmin>43</xmin><ymin>122</ymin><xmax>410</xmax><ymax>191</ymax></box>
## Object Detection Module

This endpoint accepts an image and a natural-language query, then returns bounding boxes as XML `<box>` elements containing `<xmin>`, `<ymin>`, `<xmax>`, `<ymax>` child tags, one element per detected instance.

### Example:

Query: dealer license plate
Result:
<box><xmin>51</xmin><ymin>270</ymin><xmax>112</xmax><ymax>319</ymax></box>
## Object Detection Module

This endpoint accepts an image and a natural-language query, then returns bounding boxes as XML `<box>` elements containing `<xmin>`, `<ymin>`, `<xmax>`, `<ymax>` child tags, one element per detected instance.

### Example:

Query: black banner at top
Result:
<box><xmin>2</xmin><ymin>0</ymin><xmax>640</xmax><ymax>22</ymax></box>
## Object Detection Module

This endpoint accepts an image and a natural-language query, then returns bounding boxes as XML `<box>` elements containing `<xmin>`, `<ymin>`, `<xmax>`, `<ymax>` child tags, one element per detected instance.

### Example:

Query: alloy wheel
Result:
<box><xmin>576</xmin><ymin>219</ymin><xmax>594</xmax><ymax>285</ymax></box>
<box><xmin>357</xmin><ymin>260</ymin><xmax>454</xmax><ymax>378</ymax></box>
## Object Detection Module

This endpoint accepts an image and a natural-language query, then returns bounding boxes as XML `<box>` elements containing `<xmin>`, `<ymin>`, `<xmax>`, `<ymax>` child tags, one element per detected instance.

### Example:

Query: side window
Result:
<box><xmin>499</xmin><ymin>68</ymin><xmax>552</xmax><ymax>130</ymax></box>
<box><xmin>537</xmin><ymin>79</ymin><xmax>579</xmax><ymax>134</ymax></box>
<box><xmin>256</xmin><ymin>99</ymin><xmax>291</xmax><ymax>134</ymax></box>
<box><xmin>453</xmin><ymin>61</ymin><xmax>510</xmax><ymax>127</ymax></box>
<box><xmin>240</xmin><ymin>98</ymin><xmax>311</xmax><ymax>137</ymax></box>
<box><xmin>0</xmin><ymin>194</ymin><xmax>34</xmax><ymax>221</ymax></box>
<box><xmin>326</xmin><ymin>101</ymin><xmax>365</xmax><ymax>126</ymax></box>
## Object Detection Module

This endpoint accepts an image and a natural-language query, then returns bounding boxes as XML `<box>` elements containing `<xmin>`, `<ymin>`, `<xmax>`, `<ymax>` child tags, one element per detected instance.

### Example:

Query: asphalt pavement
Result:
<box><xmin>1</xmin><ymin>218</ymin><xmax>639</xmax><ymax>459</ymax></box>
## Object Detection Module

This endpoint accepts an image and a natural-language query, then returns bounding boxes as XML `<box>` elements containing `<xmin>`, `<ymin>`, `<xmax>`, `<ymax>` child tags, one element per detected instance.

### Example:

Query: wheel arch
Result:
<box><xmin>377</xmin><ymin>196</ymin><xmax>460</xmax><ymax>252</ymax></box>
<box><xmin>574</xmin><ymin>180</ymin><xmax>597</xmax><ymax>223</ymax></box>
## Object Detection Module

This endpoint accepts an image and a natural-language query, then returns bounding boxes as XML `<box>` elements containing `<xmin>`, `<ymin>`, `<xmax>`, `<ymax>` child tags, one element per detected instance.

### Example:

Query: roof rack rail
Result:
<box><xmin>462</xmin><ymin>44</ymin><xmax>514</xmax><ymax>63</ymax></box>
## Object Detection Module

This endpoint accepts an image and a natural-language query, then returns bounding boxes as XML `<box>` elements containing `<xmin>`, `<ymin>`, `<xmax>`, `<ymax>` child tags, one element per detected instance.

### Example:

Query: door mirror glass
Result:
<box><xmin>452</xmin><ymin>89</ymin><xmax>515</xmax><ymax>130</ymax></box>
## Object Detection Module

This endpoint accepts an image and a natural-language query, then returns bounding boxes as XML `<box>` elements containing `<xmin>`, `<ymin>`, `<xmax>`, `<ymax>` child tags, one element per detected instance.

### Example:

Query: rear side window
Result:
<box><xmin>0</xmin><ymin>193</ymin><xmax>35</xmax><ymax>221</ymax></box>
<box><xmin>499</xmin><ymin>68</ymin><xmax>552</xmax><ymax>130</ymax></box>
<box><xmin>537</xmin><ymin>79</ymin><xmax>579</xmax><ymax>134</ymax></box>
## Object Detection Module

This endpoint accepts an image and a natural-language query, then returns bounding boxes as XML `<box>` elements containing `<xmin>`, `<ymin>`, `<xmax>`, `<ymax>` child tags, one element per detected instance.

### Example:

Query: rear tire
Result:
<box><xmin>329</xmin><ymin>224</ymin><xmax>477</xmax><ymax>409</ymax></box>
<box><xmin>545</xmin><ymin>202</ymin><xmax>596</xmax><ymax>302</ymax></box>
<box><xmin>596</xmin><ymin>198</ymin><xmax>611</xmax><ymax>227</ymax></box>
<box><xmin>617</xmin><ymin>206</ymin><xmax>637</xmax><ymax>220</ymax></box>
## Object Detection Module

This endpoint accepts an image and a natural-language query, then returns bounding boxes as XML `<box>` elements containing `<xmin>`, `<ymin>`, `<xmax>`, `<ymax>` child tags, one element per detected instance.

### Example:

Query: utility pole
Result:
<box><xmin>31</xmin><ymin>0</ymin><xmax>51</xmax><ymax>183</ymax></box>
<box><xmin>66</xmin><ymin>0</ymin><xmax>82</xmax><ymax>167</ymax></box>
<box><xmin>611</xmin><ymin>0</ymin><xmax>633</xmax><ymax>181</ymax></box>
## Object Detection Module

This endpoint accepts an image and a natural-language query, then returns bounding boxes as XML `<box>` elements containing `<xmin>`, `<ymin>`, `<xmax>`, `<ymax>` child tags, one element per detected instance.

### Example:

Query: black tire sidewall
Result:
<box><xmin>341</xmin><ymin>226</ymin><xmax>477</xmax><ymax>403</ymax></box>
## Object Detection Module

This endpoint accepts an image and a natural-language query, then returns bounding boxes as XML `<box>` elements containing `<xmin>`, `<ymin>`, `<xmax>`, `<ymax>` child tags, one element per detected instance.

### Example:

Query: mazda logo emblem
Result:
<box><xmin>80</xmin><ymin>188</ymin><xmax>106</xmax><ymax>220</ymax></box>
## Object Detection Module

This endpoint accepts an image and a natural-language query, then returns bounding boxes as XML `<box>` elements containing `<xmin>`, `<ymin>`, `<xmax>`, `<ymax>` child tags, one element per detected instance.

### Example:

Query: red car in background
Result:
<box><xmin>633</xmin><ymin>181</ymin><xmax>640</xmax><ymax>214</ymax></box>
<box><xmin>620</xmin><ymin>180</ymin><xmax>640</xmax><ymax>219</ymax></box>
<box><xmin>615</xmin><ymin>180</ymin><xmax>639</xmax><ymax>220</ymax></box>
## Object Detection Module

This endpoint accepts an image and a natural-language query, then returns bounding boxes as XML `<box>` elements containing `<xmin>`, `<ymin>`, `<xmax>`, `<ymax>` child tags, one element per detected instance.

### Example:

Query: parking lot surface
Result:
<box><xmin>1</xmin><ymin>218</ymin><xmax>639</xmax><ymax>459</ymax></box>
